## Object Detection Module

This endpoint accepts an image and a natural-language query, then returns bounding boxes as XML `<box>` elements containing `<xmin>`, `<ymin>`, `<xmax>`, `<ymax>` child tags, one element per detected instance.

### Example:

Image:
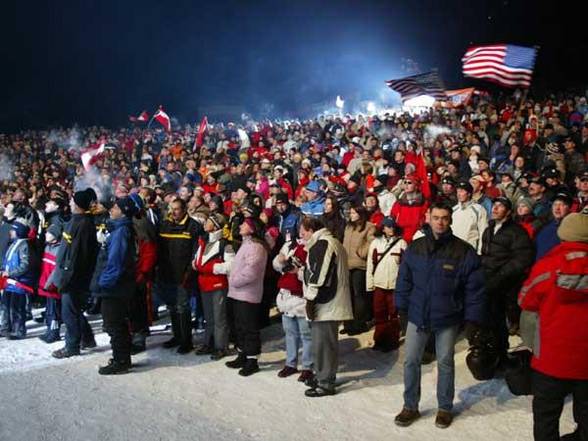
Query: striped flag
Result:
<box><xmin>462</xmin><ymin>44</ymin><xmax>538</xmax><ymax>88</ymax></box>
<box><xmin>153</xmin><ymin>107</ymin><xmax>171</xmax><ymax>131</ymax></box>
<box><xmin>385</xmin><ymin>71</ymin><xmax>447</xmax><ymax>102</ymax></box>
<box><xmin>81</xmin><ymin>142</ymin><xmax>105</xmax><ymax>171</ymax></box>
<box><xmin>129</xmin><ymin>110</ymin><xmax>149</xmax><ymax>123</ymax></box>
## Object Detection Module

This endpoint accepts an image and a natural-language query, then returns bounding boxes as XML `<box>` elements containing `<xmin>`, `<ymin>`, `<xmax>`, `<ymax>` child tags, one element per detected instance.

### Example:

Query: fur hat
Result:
<box><xmin>557</xmin><ymin>208</ymin><xmax>588</xmax><ymax>243</ymax></box>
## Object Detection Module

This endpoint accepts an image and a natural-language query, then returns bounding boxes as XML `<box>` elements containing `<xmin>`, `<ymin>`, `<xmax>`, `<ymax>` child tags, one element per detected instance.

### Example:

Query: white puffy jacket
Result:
<box><xmin>451</xmin><ymin>200</ymin><xmax>488</xmax><ymax>254</ymax></box>
<box><xmin>366</xmin><ymin>235</ymin><xmax>407</xmax><ymax>291</ymax></box>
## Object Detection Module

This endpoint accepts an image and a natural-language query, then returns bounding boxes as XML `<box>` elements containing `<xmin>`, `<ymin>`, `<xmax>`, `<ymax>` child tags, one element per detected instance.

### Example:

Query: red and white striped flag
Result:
<box><xmin>153</xmin><ymin>107</ymin><xmax>171</xmax><ymax>131</ymax></box>
<box><xmin>194</xmin><ymin>116</ymin><xmax>208</xmax><ymax>150</ymax></box>
<box><xmin>129</xmin><ymin>110</ymin><xmax>149</xmax><ymax>123</ymax></box>
<box><xmin>462</xmin><ymin>44</ymin><xmax>538</xmax><ymax>88</ymax></box>
<box><xmin>81</xmin><ymin>143</ymin><xmax>105</xmax><ymax>171</ymax></box>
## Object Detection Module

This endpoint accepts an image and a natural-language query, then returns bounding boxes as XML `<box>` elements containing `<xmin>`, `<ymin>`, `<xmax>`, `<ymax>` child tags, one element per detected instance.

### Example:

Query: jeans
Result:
<box><xmin>282</xmin><ymin>314</ymin><xmax>313</xmax><ymax>370</ymax></box>
<box><xmin>45</xmin><ymin>297</ymin><xmax>61</xmax><ymax>336</ymax></box>
<box><xmin>201</xmin><ymin>289</ymin><xmax>229</xmax><ymax>350</ymax></box>
<box><xmin>532</xmin><ymin>370</ymin><xmax>588</xmax><ymax>441</ymax></box>
<box><xmin>0</xmin><ymin>290</ymin><xmax>27</xmax><ymax>337</ymax></box>
<box><xmin>61</xmin><ymin>292</ymin><xmax>94</xmax><ymax>352</ymax></box>
<box><xmin>403</xmin><ymin>322</ymin><xmax>460</xmax><ymax>412</ymax></box>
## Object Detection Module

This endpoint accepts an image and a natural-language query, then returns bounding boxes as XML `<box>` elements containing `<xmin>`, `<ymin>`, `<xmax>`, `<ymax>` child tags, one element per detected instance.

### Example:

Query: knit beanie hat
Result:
<box><xmin>275</xmin><ymin>192</ymin><xmax>289</xmax><ymax>205</ymax></box>
<box><xmin>73</xmin><ymin>189</ymin><xmax>94</xmax><ymax>211</ymax></box>
<box><xmin>557</xmin><ymin>208</ymin><xmax>588</xmax><ymax>243</ymax></box>
<box><xmin>208</xmin><ymin>213</ymin><xmax>227</xmax><ymax>230</ymax></box>
<box><xmin>244</xmin><ymin>217</ymin><xmax>262</xmax><ymax>236</ymax></box>
<box><xmin>516</xmin><ymin>197</ymin><xmax>535</xmax><ymax>210</ymax></box>
<box><xmin>115</xmin><ymin>197</ymin><xmax>138</xmax><ymax>218</ymax></box>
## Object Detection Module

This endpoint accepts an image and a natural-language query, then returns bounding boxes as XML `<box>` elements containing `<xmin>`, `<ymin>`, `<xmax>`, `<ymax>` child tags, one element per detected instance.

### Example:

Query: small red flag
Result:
<box><xmin>129</xmin><ymin>110</ymin><xmax>149</xmax><ymax>123</ymax></box>
<box><xmin>415</xmin><ymin>152</ymin><xmax>431</xmax><ymax>200</ymax></box>
<box><xmin>153</xmin><ymin>107</ymin><xmax>171</xmax><ymax>131</ymax></box>
<box><xmin>194</xmin><ymin>116</ymin><xmax>208</xmax><ymax>150</ymax></box>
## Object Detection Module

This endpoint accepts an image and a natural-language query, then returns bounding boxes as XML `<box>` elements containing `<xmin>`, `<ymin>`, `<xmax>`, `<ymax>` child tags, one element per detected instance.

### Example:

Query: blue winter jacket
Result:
<box><xmin>3</xmin><ymin>239</ymin><xmax>35</xmax><ymax>295</ymax></box>
<box><xmin>395</xmin><ymin>228</ymin><xmax>485</xmax><ymax>330</ymax></box>
<box><xmin>279</xmin><ymin>206</ymin><xmax>302</xmax><ymax>241</ymax></box>
<box><xmin>95</xmin><ymin>217</ymin><xmax>136</xmax><ymax>298</ymax></box>
<box><xmin>535</xmin><ymin>219</ymin><xmax>560</xmax><ymax>261</ymax></box>
<box><xmin>301</xmin><ymin>196</ymin><xmax>326</xmax><ymax>217</ymax></box>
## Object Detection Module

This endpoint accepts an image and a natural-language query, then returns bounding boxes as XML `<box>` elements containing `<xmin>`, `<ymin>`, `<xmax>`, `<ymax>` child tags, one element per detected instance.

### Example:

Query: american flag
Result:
<box><xmin>386</xmin><ymin>71</ymin><xmax>447</xmax><ymax>102</ymax></box>
<box><xmin>462</xmin><ymin>44</ymin><xmax>538</xmax><ymax>88</ymax></box>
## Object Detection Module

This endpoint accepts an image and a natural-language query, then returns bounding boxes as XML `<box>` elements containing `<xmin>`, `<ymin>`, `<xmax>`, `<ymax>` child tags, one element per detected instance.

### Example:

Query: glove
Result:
<box><xmin>305</xmin><ymin>300</ymin><xmax>316</xmax><ymax>321</ymax></box>
<box><xmin>96</xmin><ymin>229</ymin><xmax>107</xmax><ymax>244</ymax></box>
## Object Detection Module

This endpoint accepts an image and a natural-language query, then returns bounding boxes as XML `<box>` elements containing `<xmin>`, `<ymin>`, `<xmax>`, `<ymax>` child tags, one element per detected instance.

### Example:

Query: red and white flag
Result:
<box><xmin>153</xmin><ymin>107</ymin><xmax>171</xmax><ymax>131</ymax></box>
<box><xmin>194</xmin><ymin>116</ymin><xmax>208</xmax><ymax>150</ymax></box>
<box><xmin>415</xmin><ymin>152</ymin><xmax>431</xmax><ymax>200</ymax></box>
<box><xmin>462</xmin><ymin>44</ymin><xmax>538</xmax><ymax>88</ymax></box>
<box><xmin>129</xmin><ymin>110</ymin><xmax>149</xmax><ymax>123</ymax></box>
<box><xmin>81</xmin><ymin>143</ymin><xmax>105</xmax><ymax>171</ymax></box>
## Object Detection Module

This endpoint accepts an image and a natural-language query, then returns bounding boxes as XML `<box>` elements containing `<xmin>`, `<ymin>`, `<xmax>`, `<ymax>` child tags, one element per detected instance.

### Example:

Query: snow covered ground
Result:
<box><xmin>0</xmin><ymin>312</ymin><xmax>575</xmax><ymax>441</ymax></box>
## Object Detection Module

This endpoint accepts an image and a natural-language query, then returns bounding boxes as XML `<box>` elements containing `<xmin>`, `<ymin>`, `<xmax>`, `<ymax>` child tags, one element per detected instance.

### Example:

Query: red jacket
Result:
<box><xmin>38</xmin><ymin>250</ymin><xmax>59</xmax><ymax>299</ymax></box>
<box><xmin>369</xmin><ymin>210</ymin><xmax>384</xmax><ymax>228</ymax></box>
<box><xmin>519</xmin><ymin>241</ymin><xmax>588</xmax><ymax>380</ymax></box>
<box><xmin>390</xmin><ymin>195</ymin><xmax>429</xmax><ymax>243</ymax></box>
<box><xmin>136</xmin><ymin>239</ymin><xmax>157</xmax><ymax>284</ymax></box>
<box><xmin>276</xmin><ymin>242</ymin><xmax>307</xmax><ymax>296</ymax></box>
<box><xmin>193</xmin><ymin>233</ymin><xmax>231</xmax><ymax>293</ymax></box>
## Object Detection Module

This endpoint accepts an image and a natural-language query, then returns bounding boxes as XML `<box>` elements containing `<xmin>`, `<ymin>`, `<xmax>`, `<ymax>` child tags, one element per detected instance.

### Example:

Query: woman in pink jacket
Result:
<box><xmin>225</xmin><ymin>217</ymin><xmax>268</xmax><ymax>377</ymax></box>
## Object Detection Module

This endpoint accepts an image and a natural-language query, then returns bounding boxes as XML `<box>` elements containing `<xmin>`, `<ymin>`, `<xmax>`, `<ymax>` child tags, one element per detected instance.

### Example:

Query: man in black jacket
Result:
<box><xmin>157</xmin><ymin>197</ymin><xmax>202</xmax><ymax>354</ymax></box>
<box><xmin>51</xmin><ymin>189</ymin><xmax>99</xmax><ymax>359</ymax></box>
<box><xmin>481</xmin><ymin>197</ymin><xmax>535</xmax><ymax>364</ymax></box>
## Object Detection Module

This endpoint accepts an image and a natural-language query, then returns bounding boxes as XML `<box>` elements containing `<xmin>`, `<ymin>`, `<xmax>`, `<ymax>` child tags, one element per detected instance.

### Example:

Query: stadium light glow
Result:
<box><xmin>403</xmin><ymin>95</ymin><xmax>436</xmax><ymax>108</ymax></box>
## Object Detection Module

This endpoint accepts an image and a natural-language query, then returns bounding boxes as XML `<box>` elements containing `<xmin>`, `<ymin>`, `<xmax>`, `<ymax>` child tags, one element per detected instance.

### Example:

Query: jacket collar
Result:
<box><xmin>306</xmin><ymin>228</ymin><xmax>331</xmax><ymax>249</ymax></box>
<box><xmin>207</xmin><ymin>229</ymin><xmax>223</xmax><ymax>242</ymax></box>
<box><xmin>108</xmin><ymin>217</ymin><xmax>133</xmax><ymax>230</ymax></box>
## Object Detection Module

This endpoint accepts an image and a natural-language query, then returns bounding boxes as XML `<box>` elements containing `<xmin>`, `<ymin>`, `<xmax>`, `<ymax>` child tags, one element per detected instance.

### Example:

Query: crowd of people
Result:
<box><xmin>1</xmin><ymin>90</ymin><xmax>587</xmax><ymax>440</ymax></box>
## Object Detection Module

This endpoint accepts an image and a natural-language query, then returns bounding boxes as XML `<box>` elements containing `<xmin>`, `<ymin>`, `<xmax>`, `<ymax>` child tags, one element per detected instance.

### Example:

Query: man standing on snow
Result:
<box><xmin>51</xmin><ymin>189</ymin><xmax>99</xmax><ymax>359</ymax></box>
<box><xmin>394</xmin><ymin>202</ymin><xmax>485</xmax><ymax>429</ymax></box>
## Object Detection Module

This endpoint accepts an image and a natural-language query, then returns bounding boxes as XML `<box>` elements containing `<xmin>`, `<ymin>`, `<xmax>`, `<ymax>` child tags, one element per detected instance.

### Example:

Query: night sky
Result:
<box><xmin>1</xmin><ymin>0</ymin><xmax>586</xmax><ymax>131</ymax></box>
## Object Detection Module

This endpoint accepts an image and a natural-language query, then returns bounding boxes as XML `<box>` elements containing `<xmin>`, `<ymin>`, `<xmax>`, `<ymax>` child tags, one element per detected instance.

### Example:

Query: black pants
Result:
<box><xmin>345</xmin><ymin>269</ymin><xmax>370</xmax><ymax>332</ymax></box>
<box><xmin>532</xmin><ymin>370</ymin><xmax>588</xmax><ymax>441</ymax></box>
<box><xmin>488</xmin><ymin>296</ymin><xmax>509</xmax><ymax>360</ymax></box>
<box><xmin>129</xmin><ymin>282</ymin><xmax>149</xmax><ymax>335</ymax></box>
<box><xmin>101</xmin><ymin>297</ymin><xmax>132</xmax><ymax>363</ymax></box>
<box><xmin>62</xmin><ymin>292</ymin><xmax>94</xmax><ymax>352</ymax></box>
<box><xmin>231</xmin><ymin>298</ymin><xmax>261</xmax><ymax>357</ymax></box>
